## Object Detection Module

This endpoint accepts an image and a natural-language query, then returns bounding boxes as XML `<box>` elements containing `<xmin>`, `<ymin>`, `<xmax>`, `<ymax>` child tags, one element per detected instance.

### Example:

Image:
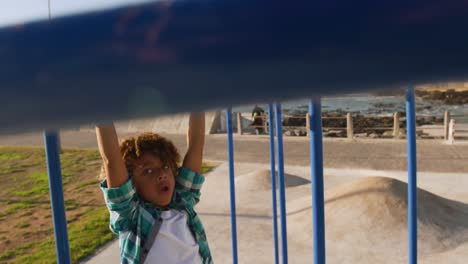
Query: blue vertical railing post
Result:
<box><xmin>268</xmin><ymin>104</ymin><xmax>279</xmax><ymax>264</ymax></box>
<box><xmin>44</xmin><ymin>131</ymin><xmax>71</xmax><ymax>264</ymax></box>
<box><xmin>308</xmin><ymin>98</ymin><xmax>326</xmax><ymax>264</ymax></box>
<box><xmin>226</xmin><ymin>108</ymin><xmax>239</xmax><ymax>264</ymax></box>
<box><xmin>274</xmin><ymin>103</ymin><xmax>288</xmax><ymax>264</ymax></box>
<box><xmin>405</xmin><ymin>86</ymin><xmax>418</xmax><ymax>264</ymax></box>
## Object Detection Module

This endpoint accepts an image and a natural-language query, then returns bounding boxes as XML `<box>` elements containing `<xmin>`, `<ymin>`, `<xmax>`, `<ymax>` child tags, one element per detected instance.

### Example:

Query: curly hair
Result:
<box><xmin>119</xmin><ymin>133</ymin><xmax>181</xmax><ymax>177</ymax></box>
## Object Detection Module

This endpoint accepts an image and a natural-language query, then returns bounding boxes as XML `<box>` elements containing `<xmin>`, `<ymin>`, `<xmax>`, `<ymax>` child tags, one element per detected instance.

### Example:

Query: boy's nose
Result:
<box><xmin>157</xmin><ymin>171</ymin><xmax>168</xmax><ymax>181</ymax></box>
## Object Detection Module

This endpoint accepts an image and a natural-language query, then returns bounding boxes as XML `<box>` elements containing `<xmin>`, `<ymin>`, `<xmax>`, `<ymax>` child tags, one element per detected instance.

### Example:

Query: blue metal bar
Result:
<box><xmin>308</xmin><ymin>98</ymin><xmax>326</xmax><ymax>264</ymax></box>
<box><xmin>226</xmin><ymin>108</ymin><xmax>239</xmax><ymax>264</ymax></box>
<box><xmin>274</xmin><ymin>103</ymin><xmax>288</xmax><ymax>264</ymax></box>
<box><xmin>3</xmin><ymin>0</ymin><xmax>468</xmax><ymax>134</ymax></box>
<box><xmin>268</xmin><ymin>103</ymin><xmax>279</xmax><ymax>264</ymax></box>
<box><xmin>44</xmin><ymin>131</ymin><xmax>71</xmax><ymax>264</ymax></box>
<box><xmin>405</xmin><ymin>87</ymin><xmax>418</xmax><ymax>264</ymax></box>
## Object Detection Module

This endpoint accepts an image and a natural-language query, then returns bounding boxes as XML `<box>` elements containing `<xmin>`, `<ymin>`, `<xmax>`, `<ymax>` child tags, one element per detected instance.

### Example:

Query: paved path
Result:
<box><xmin>0</xmin><ymin>131</ymin><xmax>467</xmax><ymax>173</ymax></box>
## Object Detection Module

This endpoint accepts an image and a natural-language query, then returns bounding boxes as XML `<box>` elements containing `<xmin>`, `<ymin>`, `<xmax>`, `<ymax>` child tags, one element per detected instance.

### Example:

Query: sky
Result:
<box><xmin>0</xmin><ymin>0</ymin><xmax>153</xmax><ymax>27</ymax></box>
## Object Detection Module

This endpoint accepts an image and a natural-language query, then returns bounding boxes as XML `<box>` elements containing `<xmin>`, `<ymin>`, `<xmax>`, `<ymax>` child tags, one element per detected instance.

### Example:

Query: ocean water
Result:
<box><xmin>232</xmin><ymin>95</ymin><xmax>468</xmax><ymax>121</ymax></box>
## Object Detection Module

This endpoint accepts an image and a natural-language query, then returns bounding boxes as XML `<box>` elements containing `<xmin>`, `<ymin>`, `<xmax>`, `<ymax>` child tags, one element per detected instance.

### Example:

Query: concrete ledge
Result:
<box><xmin>79</xmin><ymin>111</ymin><xmax>221</xmax><ymax>135</ymax></box>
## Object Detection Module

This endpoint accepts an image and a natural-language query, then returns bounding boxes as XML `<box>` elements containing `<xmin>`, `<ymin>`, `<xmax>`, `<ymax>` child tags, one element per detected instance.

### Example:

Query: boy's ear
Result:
<box><xmin>173</xmin><ymin>165</ymin><xmax>180</xmax><ymax>177</ymax></box>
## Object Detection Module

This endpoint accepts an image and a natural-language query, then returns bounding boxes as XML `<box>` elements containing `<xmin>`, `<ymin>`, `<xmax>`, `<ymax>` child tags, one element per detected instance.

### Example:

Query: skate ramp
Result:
<box><xmin>289</xmin><ymin>176</ymin><xmax>468</xmax><ymax>263</ymax></box>
<box><xmin>235</xmin><ymin>169</ymin><xmax>310</xmax><ymax>191</ymax></box>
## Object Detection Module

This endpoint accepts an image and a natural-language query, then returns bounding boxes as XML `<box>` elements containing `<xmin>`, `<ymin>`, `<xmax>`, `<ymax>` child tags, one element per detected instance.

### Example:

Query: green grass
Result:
<box><xmin>60</xmin><ymin>149</ymin><xmax>100</xmax><ymax>175</ymax></box>
<box><xmin>0</xmin><ymin>152</ymin><xmax>25</xmax><ymax>161</ymax></box>
<box><xmin>13</xmin><ymin>172</ymin><xmax>51</xmax><ymax>198</ymax></box>
<box><xmin>75</xmin><ymin>179</ymin><xmax>100</xmax><ymax>190</ymax></box>
<box><xmin>12</xmin><ymin>171</ymin><xmax>57</xmax><ymax>198</ymax></box>
<box><xmin>0</xmin><ymin>250</ymin><xmax>16</xmax><ymax>261</ymax></box>
<box><xmin>0</xmin><ymin>200</ymin><xmax>34</xmax><ymax>217</ymax></box>
<box><xmin>8</xmin><ymin>207</ymin><xmax>114</xmax><ymax>264</ymax></box>
<box><xmin>15</xmin><ymin>222</ymin><xmax>30</xmax><ymax>228</ymax></box>
<box><xmin>12</xmin><ymin>169</ymin><xmax>83</xmax><ymax>198</ymax></box>
<box><xmin>82</xmin><ymin>151</ymin><xmax>101</xmax><ymax>162</ymax></box>
<box><xmin>0</xmin><ymin>147</ymin><xmax>112</xmax><ymax>263</ymax></box>
<box><xmin>20</xmin><ymin>210</ymin><xmax>34</xmax><ymax>217</ymax></box>
<box><xmin>0</xmin><ymin>243</ymin><xmax>33</xmax><ymax>262</ymax></box>
<box><xmin>0</xmin><ymin>147</ymin><xmax>44</xmax><ymax>176</ymax></box>
<box><xmin>65</xmin><ymin>199</ymin><xmax>78</xmax><ymax>211</ymax></box>
<box><xmin>0</xmin><ymin>165</ymin><xmax>26</xmax><ymax>175</ymax></box>
<box><xmin>201</xmin><ymin>163</ymin><xmax>215</xmax><ymax>174</ymax></box>
<box><xmin>13</xmin><ymin>186</ymin><xmax>48</xmax><ymax>197</ymax></box>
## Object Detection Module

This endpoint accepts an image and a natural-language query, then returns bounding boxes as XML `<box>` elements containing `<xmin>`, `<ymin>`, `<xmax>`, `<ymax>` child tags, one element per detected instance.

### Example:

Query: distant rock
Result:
<box><xmin>294</xmin><ymin>129</ymin><xmax>307</xmax><ymax>137</ymax></box>
<box><xmin>354</xmin><ymin>133</ymin><xmax>367</xmax><ymax>138</ymax></box>
<box><xmin>324</xmin><ymin>130</ymin><xmax>346</xmax><ymax>137</ymax></box>
<box><xmin>382</xmin><ymin>130</ymin><xmax>394</xmax><ymax>138</ymax></box>
<box><xmin>416</xmin><ymin>89</ymin><xmax>468</xmax><ymax>105</ymax></box>
<box><xmin>372</xmin><ymin>102</ymin><xmax>396</xmax><ymax>108</ymax></box>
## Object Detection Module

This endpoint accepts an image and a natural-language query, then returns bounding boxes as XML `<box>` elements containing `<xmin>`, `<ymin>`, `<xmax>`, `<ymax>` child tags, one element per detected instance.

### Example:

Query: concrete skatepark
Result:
<box><xmin>84</xmin><ymin>162</ymin><xmax>468</xmax><ymax>264</ymax></box>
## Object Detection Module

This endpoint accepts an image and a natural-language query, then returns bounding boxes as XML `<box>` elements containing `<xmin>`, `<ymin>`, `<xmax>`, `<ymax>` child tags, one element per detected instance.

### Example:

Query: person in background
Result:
<box><xmin>250</xmin><ymin>104</ymin><xmax>265</xmax><ymax>134</ymax></box>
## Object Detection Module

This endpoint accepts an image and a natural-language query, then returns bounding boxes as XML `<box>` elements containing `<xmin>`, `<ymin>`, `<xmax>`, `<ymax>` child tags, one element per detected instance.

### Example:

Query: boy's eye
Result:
<box><xmin>144</xmin><ymin>168</ymin><xmax>153</xmax><ymax>174</ymax></box>
<box><xmin>163</xmin><ymin>165</ymin><xmax>170</xmax><ymax>170</ymax></box>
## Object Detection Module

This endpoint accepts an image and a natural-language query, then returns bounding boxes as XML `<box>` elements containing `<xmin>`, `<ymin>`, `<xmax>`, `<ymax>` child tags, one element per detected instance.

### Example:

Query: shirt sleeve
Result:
<box><xmin>175</xmin><ymin>166</ymin><xmax>205</xmax><ymax>206</ymax></box>
<box><xmin>100</xmin><ymin>178</ymin><xmax>139</xmax><ymax>234</ymax></box>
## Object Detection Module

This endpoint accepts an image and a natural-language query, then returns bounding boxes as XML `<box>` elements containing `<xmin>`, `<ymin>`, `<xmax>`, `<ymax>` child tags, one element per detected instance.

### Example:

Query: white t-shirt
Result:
<box><xmin>143</xmin><ymin>209</ymin><xmax>202</xmax><ymax>264</ymax></box>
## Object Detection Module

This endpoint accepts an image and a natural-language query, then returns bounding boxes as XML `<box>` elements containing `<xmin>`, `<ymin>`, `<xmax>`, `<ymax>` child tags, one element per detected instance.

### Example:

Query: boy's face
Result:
<box><xmin>132</xmin><ymin>152</ymin><xmax>175</xmax><ymax>208</ymax></box>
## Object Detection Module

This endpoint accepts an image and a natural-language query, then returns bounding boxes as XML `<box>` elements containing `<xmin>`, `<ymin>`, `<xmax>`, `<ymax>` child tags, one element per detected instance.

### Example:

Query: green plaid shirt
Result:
<box><xmin>100</xmin><ymin>167</ymin><xmax>213</xmax><ymax>264</ymax></box>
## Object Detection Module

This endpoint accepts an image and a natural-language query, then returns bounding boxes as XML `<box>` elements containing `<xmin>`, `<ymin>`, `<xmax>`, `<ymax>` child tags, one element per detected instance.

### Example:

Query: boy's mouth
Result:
<box><xmin>159</xmin><ymin>185</ymin><xmax>170</xmax><ymax>193</ymax></box>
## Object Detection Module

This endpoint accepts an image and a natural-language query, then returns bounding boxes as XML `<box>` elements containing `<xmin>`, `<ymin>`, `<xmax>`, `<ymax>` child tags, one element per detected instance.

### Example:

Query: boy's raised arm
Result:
<box><xmin>96</xmin><ymin>124</ymin><xmax>129</xmax><ymax>187</ymax></box>
<box><xmin>182</xmin><ymin>112</ymin><xmax>205</xmax><ymax>174</ymax></box>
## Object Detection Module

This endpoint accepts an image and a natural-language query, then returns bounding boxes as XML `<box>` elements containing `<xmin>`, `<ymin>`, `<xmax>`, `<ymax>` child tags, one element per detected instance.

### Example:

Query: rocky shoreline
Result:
<box><xmin>245</xmin><ymin>88</ymin><xmax>467</xmax><ymax>139</ymax></box>
<box><xmin>415</xmin><ymin>89</ymin><xmax>468</xmax><ymax>105</ymax></box>
<box><xmin>371</xmin><ymin>88</ymin><xmax>468</xmax><ymax>105</ymax></box>
<box><xmin>280</xmin><ymin>111</ymin><xmax>444</xmax><ymax>139</ymax></box>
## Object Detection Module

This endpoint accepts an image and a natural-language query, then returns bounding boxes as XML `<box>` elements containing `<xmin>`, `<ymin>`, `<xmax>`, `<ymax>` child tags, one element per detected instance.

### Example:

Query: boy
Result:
<box><xmin>96</xmin><ymin>112</ymin><xmax>212</xmax><ymax>264</ymax></box>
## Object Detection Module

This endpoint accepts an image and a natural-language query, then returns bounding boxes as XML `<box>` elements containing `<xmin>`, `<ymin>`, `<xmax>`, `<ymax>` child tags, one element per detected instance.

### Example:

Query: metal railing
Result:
<box><xmin>238</xmin><ymin>110</ymin><xmax>451</xmax><ymax>140</ymax></box>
